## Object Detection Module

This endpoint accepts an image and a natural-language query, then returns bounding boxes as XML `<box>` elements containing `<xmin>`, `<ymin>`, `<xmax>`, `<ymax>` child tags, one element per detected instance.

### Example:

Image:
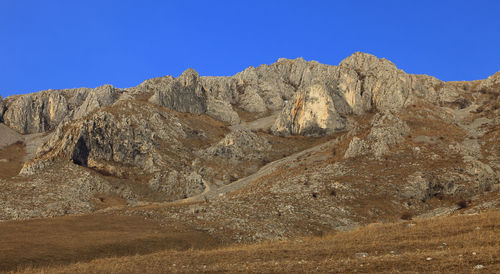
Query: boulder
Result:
<box><xmin>344</xmin><ymin>137</ymin><xmax>369</xmax><ymax>158</ymax></box>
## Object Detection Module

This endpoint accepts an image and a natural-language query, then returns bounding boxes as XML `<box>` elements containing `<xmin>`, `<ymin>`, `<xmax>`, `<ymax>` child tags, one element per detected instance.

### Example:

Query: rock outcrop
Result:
<box><xmin>1</xmin><ymin>52</ymin><xmax>455</xmax><ymax>137</ymax></box>
<box><xmin>206</xmin><ymin>98</ymin><xmax>241</xmax><ymax>125</ymax></box>
<box><xmin>72</xmin><ymin>85</ymin><xmax>122</xmax><ymax>120</ymax></box>
<box><xmin>23</xmin><ymin>101</ymin><xmax>180</xmax><ymax>175</ymax></box>
<box><xmin>1</xmin><ymin>86</ymin><xmax>122</xmax><ymax>134</ymax></box>
<box><xmin>479</xmin><ymin>71</ymin><xmax>500</xmax><ymax>90</ymax></box>
<box><xmin>3</xmin><ymin>91</ymin><xmax>70</xmax><ymax>134</ymax></box>
<box><xmin>336</xmin><ymin>52</ymin><xmax>412</xmax><ymax>114</ymax></box>
<box><xmin>344</xmin><ymin>113</ymin><xmax>409</xmax><ymax>158</ymax></box>
<box><xmin>272</xmin><ymin>82</ymin><xmax>348</xmax><ymax>136</ymax></box>
<box><xmin>234</xmin><ymin>57</ymin><xmax>334</xmax><ymax>112</ymax></box>
<box><xmin>201</xmin><ymin>129</ymin><xmax>271</xmax><ymax>160</ymax></box>
<box><xmin>149</xmin><ymin>68</ymin><xmax>208</xmax><ymax>114</ymax></box>
<box><xmin>0</xmin><ymin>96</ymin><xmax>5</xmax><ymax>122</ymax></box>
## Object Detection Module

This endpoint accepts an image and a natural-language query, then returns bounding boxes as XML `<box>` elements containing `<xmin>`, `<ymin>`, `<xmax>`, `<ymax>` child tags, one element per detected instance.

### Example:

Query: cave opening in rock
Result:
<box><xmin>72</xmin><ymin>137</ymin><xmax>89</xmax><ymax>166</ymax></box>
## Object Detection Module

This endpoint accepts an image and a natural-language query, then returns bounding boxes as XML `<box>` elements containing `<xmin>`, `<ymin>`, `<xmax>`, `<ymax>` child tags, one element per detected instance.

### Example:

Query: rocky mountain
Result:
<box><xmin>0</xmin><ymin>52</ymin><xmax>498</xmax><ymax>242</ymax></box>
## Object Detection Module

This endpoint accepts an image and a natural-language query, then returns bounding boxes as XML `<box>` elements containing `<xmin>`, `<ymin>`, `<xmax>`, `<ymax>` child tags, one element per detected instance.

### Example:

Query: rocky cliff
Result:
<box><xmin>0</xmin><ymin>52</ymin><xmax>498</xmax><ymax>241</ymax></box>
<box><xmin>0</xmin><ymin>52</ymin><xmax>453</xmax><ymax>136</ymax></box>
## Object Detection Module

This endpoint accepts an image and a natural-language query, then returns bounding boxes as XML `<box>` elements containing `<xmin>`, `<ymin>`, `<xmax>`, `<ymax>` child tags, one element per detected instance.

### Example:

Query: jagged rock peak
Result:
<box><xmin>148</xmin><ymin>68</ymin><xmax>207</xmax><ymax>114</ymax></box>
<box><xmin>277</xmin><ymin>57</ymin><xmax>306</xmax><ymax>63</ymax></box>
<box><xmin>178</xmin><ymin>68</ymin><xmax>201</xmax><ymax>86</ymax></box>
<box><xmin>339</xmin><ymin>52</ymin><xmax>398</xmax><ymax>71</ymax></box>
<box><xmin>479</xmin><ymin>71</ymin><xmax>500</xmax><ymax>89</ymax></box>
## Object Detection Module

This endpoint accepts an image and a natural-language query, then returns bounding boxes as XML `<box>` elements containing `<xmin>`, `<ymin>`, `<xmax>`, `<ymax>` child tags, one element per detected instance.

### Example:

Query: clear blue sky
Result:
<box><xmin>1</xmin><ymin>0</ymin><xmax>499</xmax><ymax>97</ymax></box>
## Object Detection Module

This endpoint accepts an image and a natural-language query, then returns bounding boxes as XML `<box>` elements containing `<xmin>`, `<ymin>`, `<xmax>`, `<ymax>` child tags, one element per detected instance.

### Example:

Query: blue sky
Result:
<box><xmin>1</xmin><ymin>0</ymin><xmax>499</xmax><ymax>97</ymax></box>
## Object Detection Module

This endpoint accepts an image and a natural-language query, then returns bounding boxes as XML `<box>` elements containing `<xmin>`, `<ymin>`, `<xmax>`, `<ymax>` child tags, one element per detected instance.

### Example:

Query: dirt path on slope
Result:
<box><xmin>230</xmin><ymin>111</ymin><xmax>280</xmax><ymax>131</ymax></box>
<box><xmin>197</xmin><ymin>139</ymin><xmax>334</xmax><ymax>201</ymax></box>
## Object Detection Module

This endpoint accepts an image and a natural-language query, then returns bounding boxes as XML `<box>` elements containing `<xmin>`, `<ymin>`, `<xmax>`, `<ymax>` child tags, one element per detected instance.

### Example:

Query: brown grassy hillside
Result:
<box><xmin>16</xmin><ymin>210</ymin><xmax>500</xmax><ymax>273</ymax></box>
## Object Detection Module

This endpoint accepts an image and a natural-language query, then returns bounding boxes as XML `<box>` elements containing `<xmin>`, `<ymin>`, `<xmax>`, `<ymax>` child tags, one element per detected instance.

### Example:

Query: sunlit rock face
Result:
<box><xmin>336</xmin><ymin>52</ymin><xmax>412</xmax><ymax>114</ymax></box>
<box><xmin>3</xmin><ymin>91</ymin><xmax>70</xmax><ymax>134</ymax></box>
<box><xmin>272</xmin><ymin>83</ymin><xmax>348</xmax><ymax>136</ymax></box>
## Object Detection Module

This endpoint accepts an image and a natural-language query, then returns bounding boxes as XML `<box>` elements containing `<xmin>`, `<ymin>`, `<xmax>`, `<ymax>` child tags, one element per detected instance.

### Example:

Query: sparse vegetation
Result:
<box><xmin>400</xmin><ymin>212</ymin><xmax>413</xmax><ymax>220</ymax></box>
<box><xmin>0</xmin><ymin>141</ymin><xmax>25</xmax><ymax>179</ymax></box>
<box><xmin>457</xmin><ymin>200</ymin><xmax>468</xmax><ymax>209</ymax></box>
<box><xmin>15</xmin><ymin>210</ymin><xmax>500</xmax><ymax>273</ymax></box>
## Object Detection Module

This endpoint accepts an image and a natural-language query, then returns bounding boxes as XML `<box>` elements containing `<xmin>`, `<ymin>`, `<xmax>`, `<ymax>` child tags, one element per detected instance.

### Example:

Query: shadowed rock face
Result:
<box><xmin>149</xmin><ymin>68</ymin><xmax>208</xmax><ymax>114</ymax></box>
<box><xmin>0</xmin><ymin>96</ymin><xmax>5</xmax><ymax>123</ymax></box>
<box><xmin>71</xmin><ymin>137</ymin><xmax>89</xmax><ymax>166</ymax></box>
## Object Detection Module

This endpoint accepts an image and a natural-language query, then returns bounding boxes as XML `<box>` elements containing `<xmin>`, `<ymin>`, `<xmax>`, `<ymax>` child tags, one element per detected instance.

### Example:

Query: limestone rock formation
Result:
<box><xmin>0</xmin><ymin>96</ymin><xmax>5</xmax><ymax>122</ymax></box>
<box><xmin>3</xmin><ymin>91</ymin><xmax>70</xmax><ymax>134</ymax></box>
<box><xmin>234</xmin><ymin>57</ymin><xmax>335</xmax><ymax>113</ymax></box>
<box><xmin>73</xmin><ymin>85</ymin><xmax>122</xmax><ymax>119</ymax></box>
<box><xmin>149</xmin><ymin>68</ymin><xmax>207</xmax><ymax>114</ymax></box>
<box><xmin>1</xmin><ymin>52</ymin><xmax>499</xmax><ymax>230</ymax></box>
<box><xmin>24</xmin><ymin>110</ymin><xmax>161</xmax><ymax>175</ymax></box>
<box><xmin>336</xmin><ymin>52</ymin><xmax>412</xmax><ymax>114</ymax></box>
<box><xmin>238</xmin><ymin>86</ymin><xmax>267</xmax><ymax>113</ymax></box>
<box><xmin>201</xmin><ymin>77</ymin><xmax>240</xmax><ymax>104</ymax></box>
<box><xmin>344</xmin><ymin>137</ymin><xmax>369</xmax><ymax>158</ymax></box>
<box><xmin>206</xmin><ymin>98</ymin><xmax>241</xmax><ymax>125</ymax></box>
<box><xmin>479</xmin><ymin>71</ymin><xmax>500</xmax><ymax>90</ymax></box>
<box><xmin>344</xmin><ymin>113</ymin><xmax>409</xmax><ymax>158</ymax></box>
<box><xmin>272</xmin><ymin>82</ymin><xmax>348</xmax><ymax>136</ymax></box>
<box><xmin>367</xmin><ymin>112</ymin><xmax>410</xmax><ymax>157</ymax></box>
<box><xmin>201</xmin><ymin>129</ymin><xmax>271</xmax><ymax>160</ymax></box>
<box><xmin>0</xmin><ymin>86</ymin><xmax>122</xmax><ymax>134</ymax></box>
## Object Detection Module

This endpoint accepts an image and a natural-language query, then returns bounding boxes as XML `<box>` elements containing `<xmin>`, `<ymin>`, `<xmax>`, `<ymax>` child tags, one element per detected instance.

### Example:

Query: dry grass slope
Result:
<box><xmin>0</xmin><ymin>141</ymin><xmax>25</xmax><ymax>179</ymax></box>
<box><xmin>0</xmin><ymin>215</ymin><xmax>220</xmax><ymax>272</ymax></box>
<box><xmin>18</xmin><ymin>210</ymin><xmax>500</xmax><ymax>273</ymax></box>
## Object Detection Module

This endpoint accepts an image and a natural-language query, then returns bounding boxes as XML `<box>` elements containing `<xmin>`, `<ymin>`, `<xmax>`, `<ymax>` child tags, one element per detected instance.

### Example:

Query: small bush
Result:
<box><xmin>401</xmin><ymin>212</ymin><xmax>413</xmax><ymax>220</ymax></box>
<box><xmin>330</xmin><ymin>190</ymin><xmax>337</xmax><ymax>196</ymax></box>
<box><xmin>457</xmin><ymin>200</ymin><xmax>467</xmax><ymax>209</ymax></box>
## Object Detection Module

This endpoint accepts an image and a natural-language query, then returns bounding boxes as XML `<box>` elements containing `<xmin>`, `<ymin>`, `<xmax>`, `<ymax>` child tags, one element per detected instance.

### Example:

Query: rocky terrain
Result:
<box><xmin>0</xmin><ymin>52</ymin><xmax>499</xmax><ymax>258</ymax></box>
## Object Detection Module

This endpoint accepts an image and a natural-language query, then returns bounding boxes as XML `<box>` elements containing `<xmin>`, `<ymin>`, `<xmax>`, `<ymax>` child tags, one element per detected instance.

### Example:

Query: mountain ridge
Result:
<box><xmin>0</xmin><ymin>52</ymin><xmax>498</xmax><ymax>246</ymax></box>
